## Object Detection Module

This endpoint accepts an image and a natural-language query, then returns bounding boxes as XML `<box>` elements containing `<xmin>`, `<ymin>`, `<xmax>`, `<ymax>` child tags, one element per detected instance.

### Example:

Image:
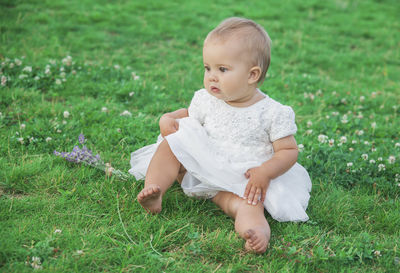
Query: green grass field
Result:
<box><xmin>1</xmin><ymin>0</ymin><xmax>399</xmax><ymax>271</ymax></box>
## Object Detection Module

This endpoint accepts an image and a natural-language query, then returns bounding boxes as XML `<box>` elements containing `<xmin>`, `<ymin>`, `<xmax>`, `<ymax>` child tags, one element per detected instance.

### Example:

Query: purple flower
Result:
<box><xmin>54</xmin><ymin>134</ymin><xmax>129</xmax><ymax>180</ymax></box>
<box><xmin>79</xmin><ymin>133</ymin><xmax>85</xmax><ymax>144</ymax></box>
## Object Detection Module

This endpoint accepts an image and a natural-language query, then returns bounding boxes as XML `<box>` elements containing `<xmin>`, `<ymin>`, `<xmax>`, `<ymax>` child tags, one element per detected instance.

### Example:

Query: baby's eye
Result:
<box><xmin>219</xmin><ymin>67</ymin><xmax>227</xmax><ymax>72</ymax></box>
<box><xmin>204</xmin><ymin>66</ymin><xmax>210</xmax><ymax>71</ymax></box>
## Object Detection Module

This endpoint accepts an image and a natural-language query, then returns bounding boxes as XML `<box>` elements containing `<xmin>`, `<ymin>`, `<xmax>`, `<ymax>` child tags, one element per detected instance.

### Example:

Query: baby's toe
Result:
<box><xmin>244</xmin><ymin>229</ymin><xmax>256</xmax><ymax>243</ymax></box>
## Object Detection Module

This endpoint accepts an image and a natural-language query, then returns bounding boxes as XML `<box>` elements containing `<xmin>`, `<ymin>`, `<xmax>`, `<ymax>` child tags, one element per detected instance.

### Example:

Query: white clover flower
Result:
<box><xmin>362</xmin><ymin>154</ymin><xmax>368</xmax><ymax>160</ymax></box>
<box><xmin>17</xmin><ymin>137</ymin><xmax>24</xmax><ymax>144</ymax></box>
<box><xmin>369</xmin><ymin>159</ymin><xmax>375</xmax><ymax>164</ymax></box>
<box><xmin>326</xmin><ymin>115</ymin><xmax>330</xmax><ymax>119</ymax></box>
<box><xmin>332</xmin><ymin>91</ymin><xmax>337</xmax><ymax>96</ymax></box>
<box><xmin>34</xmin><ymin>76</ymin><xmax>40</xmax><ymax>81</ymax></box>
<box><xmin>0</xmin><ymin>112</ymin><xmax>2</xmax><ymax>117</ymax></box>
<box><xmin>1</xmin><ymin>75</ymin><xmax>6</xmax><ymax>86</ymax></box>
<box><xmin>116</xmin><ymin>128</ymin><xmax>121</xmax><ymax>133</ymax></box>
<box><xmin>30</xmin><ymin>256</ymin><xmax>42</xmax><ymax>270</ymax></box>
<box><xmin>364</xmin><ymin>141</ymin><xmax>370</xmax><ymax>145</ymax></box>
<box><xmin>378</xmin><ymin>157</ymin><xmax>383</xmax><ymax>161</ymax></box>
<box><xmin>63</xmin><ymin>111</ymin><xmax>70</xmax><ymax>118</ymax></box>
<box><xmin>347</xmin><ymin>162</ymin><xmax>353</xmax><ymax>167</ymax></box>
<box><xmin>57</xmin><ymin>129</ymin><xmax>62</xmax><ymax>133</ymax></box>
<box><xmin>20</xmin><ymin>123</ymin><xmax>26</xmax><ymax>130</ymax></box>
<box><xmin>371</xmin><ymin>122</ymin><xmax>377</xmax><ymax>129</ymax></box>
<box><xmin>388</xmin><ymin>156</ymin><xmax>395</xmax><ymax>164</ymax></box>
<box><xmin>307</xmin><ymin>120</ymin><xmax>312</xmax><ymax>127</ymax></box>
<box><xmin>374</xmin><ymin>250</ymin><xmax>381</xmax><ymax>257</ymax></box>
<box><xmin>306</xmin><ymin>129</ymin><xmax>313</xmax><ymax>135</ymax></box>
<box><xmin>298</xmin><ymin>144</ymin><xmax>304</xmax><ymax>152</ymax></box>
<box><xmin>15</xmin><ymin>58</ymin><xmax>22</xmax><ymax>66</ymax></box>
<box><xmin>378</xmin><ymin>164</ymin><xmax>385</xmax><ymax>171</ymax></box>
<box><xmin>357</xmin><ymin>112</ymin><xmax>364</xmax><ymax>119</ymax></box>
<box><xmin>129</xmin><ymin>92</ymin><xmax>135</xmax><ymax>97</ymax></box>
<box><xmin>101</xmin><ymin>107</ymin><xmax>108</xmax><ymax>112</ymax></box>
<box><xmin>49</xmin><ymin>59</ymin><xmax>56</xmax><ymax>65</ymax></box>
<box><xmin>76</xmin><ymin>250</ymin><xmax>84</xmax><ymax>255</ymax></box>
<box><xmin>318</xmin><ymin>134</ymin><xmax>328</xmax><ymax>143</ymax></box>
<box><xmin>19</xmin><ymin>74</ymin><xmax>28</xmax><ymax>79</ymax></box>
<box><xmin>60</xmin><ymin>67</ymin><xmax>65</xmax><ymax>72</ymax></box>
<box><xmin>356</xmin><ymin>130</ymin><xmax>364</xmax><ymax>136</ymax></box>
<box><xmin>46</xmin><ymin>137</ymin><xmax>52</xmax><ymax>142</ymax></box>
<box><xmin>316</xmin><ymin>89</ymin><xmax>322</xmax><ymax>96</ymax></box>
<box><xmin>395</xmin><ymin>143</ymin><xmax>400</xmax><ymax>148</ymax></box>
<box><xmin>62</xmin><ymin>56</ymin><xmax>72</xmax><ymax>66</ymax></box>
<box><xmin>349</xmin><ymin>147</ymin><xmax>354</xmax><ymax>152</ymax></box>
<box><xmin>340</xmin><ymin>136</ymin><xmax>347</xmax><ymax>143</ymax></box>
<box><xmin>341</xmin><ymin>114</ymin><xmax>348</xmax><ymax>123</ymax></box>
<box><xmin>331</xmin><ymin>111</ymin><xmax>339</xmax><ymax>116</ymax></box>
<box><xmin>371</xmin><ymin>147</ymin><xmax>377</xmax><ymax>152</ymax></box>
<box><xmin>9</xmin><ymin>62</ymin><xmax>15</xmax><ymax>68</ymax></box>
<box><xmin>54</xmin><ymin>229</ymin><xmax>62</xmax><ymax>234</ymax></box>
<box><xmin>352</xmin><ymin>140</ymin><xmax>357</xmax><ymax>144</ymax></box>
<box><xmin>55</xmin><ymin>79</ymin><xmax>62</xmax><ymax>85</ymax></box>
<box><xmin>62</xmin><ymin>120</ymin><xmax>67</xmax><ymax>125</ymax></box>
<box><xmin>60</xmin><ymin>72</ymin><xmax>66</xmax><ymax>78</ymax></box>
<box><xmin>359</xmin><ymin>96</ymin><xmax>365</xmax><ymax>102</ymax></box>
<box><xmin>341</xmin><ymin>98</ymin><xmax>347</xmax><ymax>104</ymax></box>
<box><xmin>329</xmin><ymin>139</ymin><xmax>334</xmax><ymax>147</ymax></box>
<box><xmin>131</xmin><ymin>72</ymin><xmax>140</xmax><ymax>80</ymax></box>
<box><xmin>114</xmin><ymin>64</ymin><xmax>121</xmax><ymax>70</ymax></box>
<box><xmin>120</xmin><ymin>110</ymin><xmax>132</xmax><ymax>117</ymax></box>
<box><xmin>371</xmin><ymin>91</ymin><xmax>377</xmax><ymax>98</ymax></box>
<box><xmin>309</xmin><ymin>93</ymin><xmax>315</xmax><ymax>101</ymax></box>
<box><xmin>45</xmin><ymin>67</ymin><xmax>51</xmax><ymax>75</ymax></box>
<box><xmin>22</xmin><ymin>66</ymin><xmax>32</xmax><ymax>72</ymax></box>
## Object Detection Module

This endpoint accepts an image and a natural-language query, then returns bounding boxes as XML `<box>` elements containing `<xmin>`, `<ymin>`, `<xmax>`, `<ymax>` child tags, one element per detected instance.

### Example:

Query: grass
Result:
<box><xmin>1</xmin><ymin>0</ymin><xmax>399</xmax><ymax>271</ymax></box>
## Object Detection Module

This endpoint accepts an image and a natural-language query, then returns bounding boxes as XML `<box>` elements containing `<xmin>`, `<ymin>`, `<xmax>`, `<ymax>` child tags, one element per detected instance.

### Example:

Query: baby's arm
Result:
<box><xmin>159</xmin><ymin>108</ymin><xmax>189</xmax><ymax>137</ymax></box>
<box><xmin>244</xmin><ymin>135</ymin><xmax>299</xmax><ymax>205</ymax></box>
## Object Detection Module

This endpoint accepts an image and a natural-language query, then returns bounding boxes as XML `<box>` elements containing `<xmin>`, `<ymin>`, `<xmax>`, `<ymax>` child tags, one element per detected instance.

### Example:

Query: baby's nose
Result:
<box><xmin>208</xmin><ymin>72</ymin><xmax>218</xmax><ymax>82</ymax></box>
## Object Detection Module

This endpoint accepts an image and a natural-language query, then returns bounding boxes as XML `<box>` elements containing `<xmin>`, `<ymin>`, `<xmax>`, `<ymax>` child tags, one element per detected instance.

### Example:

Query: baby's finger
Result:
<box><xmin>247</xmin><ymin>186</ymin><xmax>259</xmax><ymax>205</ymax></box>
<box><xmin>251</xmin><ymin>188</ymin><xmax>262</xmax><ymax>205</ymax></box>
<box><xmin>244</xmin><ymin>183</ymin><xmax>252</xmax><ymax>199</ymax></box>
<box><xmin>244</xmin><ymin>170</ymin><xmax>250</xmax><ymax>179</ymax></box>
<box><xmin>260</xmin><ymin>188</ymin><xmax>267</xmax><ymax>203</ymax></box>
<box><xmin>174</xmin><ymin>120</ymin><xmax>179</xmax><ymax>131</ymax></box>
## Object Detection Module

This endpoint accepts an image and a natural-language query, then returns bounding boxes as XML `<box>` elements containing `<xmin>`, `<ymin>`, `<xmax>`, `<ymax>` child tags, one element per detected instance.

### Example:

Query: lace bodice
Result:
<box><xmin>188</xmin><ymin>89</ymin><xmax>297</xmax><ymax>163</ymax></box>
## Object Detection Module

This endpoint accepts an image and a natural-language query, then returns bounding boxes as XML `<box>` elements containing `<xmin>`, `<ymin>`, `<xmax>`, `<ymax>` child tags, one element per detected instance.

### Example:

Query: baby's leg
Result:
<box><xmin>137</xmin><ymin>140</ymin><xmax>181</xmax><ymax>214</ymax></box>
<box><xmin>212</xmin><ymin>192</ymin><xmax>271</xmax><ymax>253</ymax></box>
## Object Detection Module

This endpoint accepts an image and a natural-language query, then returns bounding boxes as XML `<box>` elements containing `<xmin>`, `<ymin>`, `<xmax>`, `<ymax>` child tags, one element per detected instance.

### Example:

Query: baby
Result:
<box><xmin>129</xmin><ymin>17</ymin><xmax>311</xmax><ymax>254</ymax></box>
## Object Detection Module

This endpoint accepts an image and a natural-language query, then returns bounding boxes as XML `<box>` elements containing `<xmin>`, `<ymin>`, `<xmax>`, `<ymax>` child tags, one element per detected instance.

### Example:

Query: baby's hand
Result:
<box><xmin>243</xmin><ymin>167</ymin><xmax>271</xmax><ymax>206</ymax></box>
<box><xmin>159</xmin><ymin>115</ymin><xmax>179</xmax><ymax>137</ymax></box>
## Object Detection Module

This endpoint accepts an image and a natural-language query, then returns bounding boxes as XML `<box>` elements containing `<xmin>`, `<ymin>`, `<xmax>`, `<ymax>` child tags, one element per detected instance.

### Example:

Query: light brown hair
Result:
<box><xmin>205</xmin><ymin>17</ymin><xmax>271</xmax><ymax>84</ymax></box>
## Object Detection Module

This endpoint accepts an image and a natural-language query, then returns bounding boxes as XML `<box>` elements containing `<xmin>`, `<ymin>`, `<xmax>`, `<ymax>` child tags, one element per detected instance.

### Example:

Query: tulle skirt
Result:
<box><xmin>129</xmin><ymin>117</ymin><xmax>312</xmax><ymax>222</ymax></box>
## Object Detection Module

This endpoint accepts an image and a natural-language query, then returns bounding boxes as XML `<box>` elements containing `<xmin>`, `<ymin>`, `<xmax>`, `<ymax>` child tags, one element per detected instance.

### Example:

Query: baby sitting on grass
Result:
<box><xmin>130</xmin><ymin>17</ymin><xmax>311</xmax><ymax>254</ymax></box>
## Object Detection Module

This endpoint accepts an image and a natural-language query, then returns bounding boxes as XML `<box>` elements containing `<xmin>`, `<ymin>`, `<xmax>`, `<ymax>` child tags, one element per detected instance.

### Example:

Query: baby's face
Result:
<box><xmin>203</xmin><ymin>38</ymin><xmax>256</xmax><ymax>105</ymax></box>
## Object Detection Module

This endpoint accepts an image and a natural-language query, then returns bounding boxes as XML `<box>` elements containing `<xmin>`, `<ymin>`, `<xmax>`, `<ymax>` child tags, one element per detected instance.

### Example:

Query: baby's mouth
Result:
<box><xmin>211</xmin><ymin>86</ymin><xmax>221</xmax><ymax>93</ymax></box>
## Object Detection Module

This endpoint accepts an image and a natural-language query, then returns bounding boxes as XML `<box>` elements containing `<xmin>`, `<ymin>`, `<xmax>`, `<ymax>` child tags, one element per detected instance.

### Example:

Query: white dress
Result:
<box><xmin>129</xmin><ymin>89</ymin><xmax>312</xmax><ymax>222</ymax></box>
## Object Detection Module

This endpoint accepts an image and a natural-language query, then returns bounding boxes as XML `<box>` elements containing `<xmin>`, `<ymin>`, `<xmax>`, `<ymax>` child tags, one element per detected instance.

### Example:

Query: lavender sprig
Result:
<box><xmin>54</xmin><ymin>134</ymin><xmax>129</xmax><ymax>180</ymax></box>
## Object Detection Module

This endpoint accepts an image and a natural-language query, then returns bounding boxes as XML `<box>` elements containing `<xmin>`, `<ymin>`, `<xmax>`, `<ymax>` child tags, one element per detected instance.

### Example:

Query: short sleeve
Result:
<box><xmin>269</xmin><ymin>105</ymin><xmax>297</xmax><ymax>142</ymax></box>
<box><xmin>188</xmin><ymin>89</ymin><xmax>206</xmax><ymax>124</ymax></box>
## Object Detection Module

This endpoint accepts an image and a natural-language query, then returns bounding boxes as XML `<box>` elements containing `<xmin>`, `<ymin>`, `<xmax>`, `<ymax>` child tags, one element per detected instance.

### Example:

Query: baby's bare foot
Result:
<box><xmin>244</xmin><ymin>228</ymin><xmax>270</xmax><ymax>254</ymax></box>
<box><xmin>137</xmin><ymin>185</ymin><xmax>162</xmax><ymax>214</ymax></box>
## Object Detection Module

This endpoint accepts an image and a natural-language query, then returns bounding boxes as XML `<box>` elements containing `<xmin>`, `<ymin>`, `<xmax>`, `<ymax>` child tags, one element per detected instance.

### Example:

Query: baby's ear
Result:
<box><xmin>248</xmin><ymin>66</ymin><xmax>262</xmax><ymax>84</ymax></box>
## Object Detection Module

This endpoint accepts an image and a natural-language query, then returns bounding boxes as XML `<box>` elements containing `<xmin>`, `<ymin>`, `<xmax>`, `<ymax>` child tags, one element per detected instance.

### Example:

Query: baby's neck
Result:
<box><xmin>226</xmin><ymin>88</ymin><xmax>265</xmax><ymax>108</ymax></box>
